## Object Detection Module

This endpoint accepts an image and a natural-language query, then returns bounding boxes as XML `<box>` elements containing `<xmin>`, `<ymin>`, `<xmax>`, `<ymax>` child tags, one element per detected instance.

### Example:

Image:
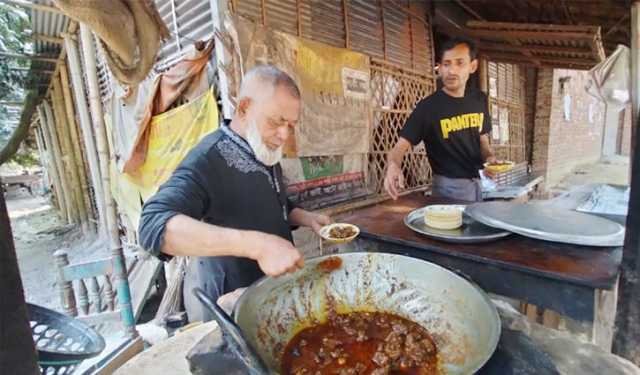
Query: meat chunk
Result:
<box><xmin>372</xmin><ymin>351</ymin><xmax>390</xmax><ymax>366</ymax></box>
<box><xmin>371</xmin><ymin>365</ymin><xmax>390</xmax><ymax>375</ymax></box>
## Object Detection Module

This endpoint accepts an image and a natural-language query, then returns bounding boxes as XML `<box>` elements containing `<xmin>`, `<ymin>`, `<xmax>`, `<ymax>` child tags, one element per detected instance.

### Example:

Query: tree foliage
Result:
<box><xmin>0</xmin><ymin>3</ymin><xmax>32</xmax><ymax>164</ymax></box>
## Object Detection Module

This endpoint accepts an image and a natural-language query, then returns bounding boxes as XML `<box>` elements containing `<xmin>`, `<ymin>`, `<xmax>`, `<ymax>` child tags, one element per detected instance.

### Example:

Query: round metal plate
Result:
<box><xmin>466</xmin><ymin>201</ymin><xmax>626</xmax><ymax>247</ymax></box>
<box><xmin>404</xmin><ymin>206</ymin><xmax>512</xmax><ymax>244</ymax></box>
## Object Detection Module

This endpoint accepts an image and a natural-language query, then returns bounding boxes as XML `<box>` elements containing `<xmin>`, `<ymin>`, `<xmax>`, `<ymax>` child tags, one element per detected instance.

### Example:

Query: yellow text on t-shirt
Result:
<box><xmin>440</xmin><ymin>113</ymin><xmax>484</xmax><ymax>139</ymax></box>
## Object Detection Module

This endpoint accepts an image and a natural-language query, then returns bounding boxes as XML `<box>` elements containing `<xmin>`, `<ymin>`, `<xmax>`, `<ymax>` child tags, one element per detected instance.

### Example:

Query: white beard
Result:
<box><xmin>246</xmin><ymin>118</ymin><xmax>283</xmax><ymax>166</ymax></box>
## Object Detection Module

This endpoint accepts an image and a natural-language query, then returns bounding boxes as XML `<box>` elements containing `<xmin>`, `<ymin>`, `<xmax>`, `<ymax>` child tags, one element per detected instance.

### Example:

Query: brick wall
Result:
<box><xmin>531</xmin><ymin>68</ymin><xmax>553</xmax><ymax>178</ymax></box>
<box><xmin>531</xmin><ymin>69</ymin><xmax>606</xmax><ymax>187</ymax></box>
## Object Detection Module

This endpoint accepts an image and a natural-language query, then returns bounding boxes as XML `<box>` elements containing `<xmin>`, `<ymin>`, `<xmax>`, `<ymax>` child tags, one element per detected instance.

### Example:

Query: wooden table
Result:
<box><xmin>340</xmin><ymin>193</ymin><xmax>622</xmax><ymax>327</ymax></box>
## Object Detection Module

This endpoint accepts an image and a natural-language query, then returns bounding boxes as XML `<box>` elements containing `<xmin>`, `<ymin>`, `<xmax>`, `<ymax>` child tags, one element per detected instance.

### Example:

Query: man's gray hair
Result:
<box><xmin>238</xmin><ymin>65</ymin><xmax>301</xmax><ymax>101</ymax></box>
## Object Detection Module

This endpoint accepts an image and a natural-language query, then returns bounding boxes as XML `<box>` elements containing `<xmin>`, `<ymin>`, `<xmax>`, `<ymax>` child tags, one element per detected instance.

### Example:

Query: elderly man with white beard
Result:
<box><xmin>138</xmin><ymin>65</ymin><xmax>331</xmax><ymax>323</ymax></box>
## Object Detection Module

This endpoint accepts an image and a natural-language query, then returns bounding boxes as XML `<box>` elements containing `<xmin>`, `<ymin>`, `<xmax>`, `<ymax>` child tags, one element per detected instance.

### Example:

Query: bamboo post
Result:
<box><xmin>79</xmin><ymin>24</ymin><xmax>121</xmax><ymax>249</ymax></box>
<box><xmin>80</xmin><ymin>24</ymin><xmax>138</xmax><ymax>339</ymax></box>
<box><xmin>37</xmin><ymin>106</ymin><xmax>63</xmax><ymax>212</ymax></box>
<box><xmin>36</xmin><ymin>124</ymin><xmax>55</xmax><ymax>198</ymax></box>
<box><xmin>33</xmin><ymin>123</ymin><xmax>49</xmax><ymax>190</ymax></box>
<box><xmin>41</xmin><ymin>101</ymin><xmax>72</xmax><ymax>223</ymax></box>
<box><xmin>60</xmin><ymin>62</ymin><xmax>95</xmax><ymax>233</ymax></box>
<box><xmin>52</xmin><ymin>74</ymin><xmax>87</xmax><ymax>229</ymax></box>
<box><xmin>43</xmin><ymin>98</ymin><xmax>75</xmax><ymax>223</ymax></box>
<box><xmin>63</xmin><ymin>31</ymin><xmax>107</xmax><ymax>238</ymax></box>
<box><xmin>51</xmin><ymin>81</ymin><xmax>79</xmax><ymax>222</ymax></box>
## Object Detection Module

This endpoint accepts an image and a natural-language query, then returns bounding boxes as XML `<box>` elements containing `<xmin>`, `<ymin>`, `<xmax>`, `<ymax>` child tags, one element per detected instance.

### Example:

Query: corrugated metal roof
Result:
<box><xmin>466</xmin><ymin>21</ymin><xmax>605</xmax><ymax>70</ymax></box>
<box><xmin>10</xmin><ymin>0</ymin><xmax>70</xmax><ymax>132</ymax></box>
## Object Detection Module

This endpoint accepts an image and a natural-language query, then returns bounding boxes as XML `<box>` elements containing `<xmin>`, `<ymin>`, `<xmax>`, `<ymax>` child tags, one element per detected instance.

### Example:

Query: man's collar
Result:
<box><xmin>220</xmin><ymin>121</ymin><xmax>254</xmax><ymax>156</ymax></box>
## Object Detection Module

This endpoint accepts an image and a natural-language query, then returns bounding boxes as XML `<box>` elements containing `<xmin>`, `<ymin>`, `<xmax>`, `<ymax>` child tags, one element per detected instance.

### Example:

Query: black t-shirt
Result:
<box><xmin>399</xmin><ymin>89</ymin><xmax>491</xmax><ymax>179</ymax></box>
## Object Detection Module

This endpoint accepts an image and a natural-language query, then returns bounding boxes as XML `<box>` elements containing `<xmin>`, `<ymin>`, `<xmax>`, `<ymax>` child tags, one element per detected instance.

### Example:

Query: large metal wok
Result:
<box><xmin>234</xmin><ymin>253</ymin><xmax>501</xmax><ymax>374</ymax></box>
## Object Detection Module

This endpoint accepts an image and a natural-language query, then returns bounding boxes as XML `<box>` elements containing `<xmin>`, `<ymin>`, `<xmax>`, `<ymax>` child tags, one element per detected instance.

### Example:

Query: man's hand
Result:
<box><xmin>384</xmin><ymin>162</ymin><xmax>405</xmax><ymax>200</ymax></box>
<box><xmin>483</xmin><ymin>155</ymin><xmax>498</xmax><ymax>180</ymax></box>
<box><xmin>289</xmin><ymin>208</ymin><xmax>332</xmax><ymax>235</ymax></box>
<box><xmin>306</xmin><ymin>212</ymin><xmax>332</xmax><ymax>235</ymax></box>
<box><xmin>251</xmin><ymin>232</ymin><xmax>304</xmax><ymax>277</ymax></box>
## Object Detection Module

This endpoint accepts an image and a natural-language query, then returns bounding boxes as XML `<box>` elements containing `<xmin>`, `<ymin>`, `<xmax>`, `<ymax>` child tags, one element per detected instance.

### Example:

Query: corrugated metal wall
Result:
<box><xmin>233</xmin><ymin>0</ymin><xmax>435</xmax><ymax>72</ymax></box>
<box><xmin>232</xmin><ymin>0</ymin><xmax>437</xmax><ymax>194</ymax></box>
<box><xmin>96</xmin><ymin>0</ymin><xmax>216</xmax><ymax>103</ymax></box>
<box><xmin>155</xmin><ymin>0</ymin><xmax>215</xmax><ymax>71</ymax></box>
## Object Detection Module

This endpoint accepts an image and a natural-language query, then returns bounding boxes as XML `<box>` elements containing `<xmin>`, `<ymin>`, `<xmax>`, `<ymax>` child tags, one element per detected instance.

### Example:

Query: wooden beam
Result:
<box><xmin>465</xmin><ymin>28</ymin><xmax>596</xmax><ymax>43</ymax></box>
<box><xmin>453</xmin><ymin>0</ymin><xmax>485</xmax><ymax>21</ymax></box>
<box><xmin>342</xmin><ymin>0</ymin><xmax>350</xmax><ymax>49</ymax></box>
<box><xmin>467</xmin><ymin>20</ymin><xmax>600</xmax><ymax>34</ymax></box>
<box><xmin>0</xmin><ymin>52</ymin><xmax>57</xmax><ymax>63</ymax></box>
<box><xmin>379</xmin><ymin>0</ymin><xmax>387</xmax><ymax>60</ymax></box>
<box><xmin>479</xmin><ymin>41</ymin><xmax>593</xmax><ymax>56</ymax></box>
<box><xmin>604</xmin><ymin>14</ymin><xmax>630</xmax><ymax>39</ymax></box>
<box><xmin>561</xmin><ymin>0</ymin><xmax>575</xmax><ymax>25</ymax></box>
<box><xmin>480</xmin><ymin>52</ymin><xmax>594</xmax><ymax>69</ymax></box>
<box><xmin>4</xmin><ymin>0</ymin><xmax>63</xmax><ymax>15</ymax></box>
<box><xmin>29</xmin><ymin>33</ymin><xmax>63</xmax><ymax>44</ymax></box>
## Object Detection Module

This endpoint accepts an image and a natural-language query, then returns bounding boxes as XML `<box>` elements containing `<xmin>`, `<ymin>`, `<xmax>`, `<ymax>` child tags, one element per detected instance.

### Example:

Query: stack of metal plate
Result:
<box><xmin>404</xmin><ymin>206</ymin><xmax>511</xmax><ymax>244</ymax></box>
<box><xmin>465</xmin><ymin>201</ymin><xmax>625</xmax><ymax>247</ymax></box>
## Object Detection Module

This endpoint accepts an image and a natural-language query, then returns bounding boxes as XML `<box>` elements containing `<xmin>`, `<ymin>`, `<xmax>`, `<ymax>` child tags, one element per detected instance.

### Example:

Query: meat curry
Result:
<box><xmin>282</xmin><ymin>311</ymin><xmax>439</xmax><ymax>375</ymax></box>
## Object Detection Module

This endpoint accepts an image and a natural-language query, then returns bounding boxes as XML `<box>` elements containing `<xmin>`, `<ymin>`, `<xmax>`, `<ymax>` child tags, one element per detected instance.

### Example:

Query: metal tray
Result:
<box><xmin>404</xmin><ymin>206</ymin><xmax>512</xmax><ymax>244</ymax></box>
<box><xmin>466</xmin><ymin>202</ymin><xmax>626</xmax><ymax>247</ymax></box>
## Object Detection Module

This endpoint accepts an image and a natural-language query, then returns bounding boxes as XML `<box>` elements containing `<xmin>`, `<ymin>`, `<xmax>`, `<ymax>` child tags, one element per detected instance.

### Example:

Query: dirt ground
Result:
<box><xmin>7</xmin><ymin>187</ymin><xmax>105</xmax><ymax>311</ymax></box>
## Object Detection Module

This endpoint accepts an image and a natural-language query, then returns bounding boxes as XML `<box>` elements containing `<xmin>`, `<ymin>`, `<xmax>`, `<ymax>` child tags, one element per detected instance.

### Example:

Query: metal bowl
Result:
<box><xmin>234</xmin><ymin>252</ymin><xmax>501</xmax><ymax>374</ymax></box>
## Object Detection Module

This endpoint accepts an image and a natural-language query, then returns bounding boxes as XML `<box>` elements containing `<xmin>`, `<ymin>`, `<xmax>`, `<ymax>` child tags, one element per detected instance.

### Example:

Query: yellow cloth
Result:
<box><xmin>110</xmin><ymin>90</ymin><xmax>219</xmax><ymax>226</ymax></box>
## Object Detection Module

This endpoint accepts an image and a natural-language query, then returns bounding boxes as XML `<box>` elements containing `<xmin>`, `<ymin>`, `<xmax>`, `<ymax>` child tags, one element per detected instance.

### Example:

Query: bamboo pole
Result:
<box><xmin>52</xmin><ymin>75</ymin><xmax>87</xmax><ymax>229</ymax></box>
<box><xmin>37</xmin><ymin>105</ymin><xmax>65</xmax><ymax>217</ymax></box>
<box><xmin>60</xmin><ymin>62</ymin><xmax>95</xmax><ymax>233</ymax></box>
<box><xmin>79</xmin><ymin>24</ymin><xmax>121</xmax><ymax>249</ymax></box>
<box><xmin>34</xmin><ymin>123</ymin><xmax>51</xmax><ymax>197</ymax></box>
<box><xmin>43</xmin><ymin>99</ymin><xmax>75</xmax><ymax>223</ymax></box>
<box><xmin>50</xmin><ymin>84</ymin><xmax>78</xmax><ymax>222</ymax></box>
<box><xmin>63</xmin><ymin>32</ymin><xmax>107</xmax><ymax>238</ymax></box>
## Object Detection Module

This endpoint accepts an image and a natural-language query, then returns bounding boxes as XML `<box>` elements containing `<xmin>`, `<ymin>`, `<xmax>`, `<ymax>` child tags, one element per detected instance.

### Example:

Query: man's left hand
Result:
<box><xmin>307</xmin><ymin>212</ymin><xmax>332</xmax><ymax>235</ymax></box>
<box><xmin>484</xmin><ymin>156</ymin><xmax>498</xmax><ymax>180</ymax></box>
<box><xmin>289</xmin><ymin>208</ymin><xmax>332</xmax><ymax>235</ymax></box>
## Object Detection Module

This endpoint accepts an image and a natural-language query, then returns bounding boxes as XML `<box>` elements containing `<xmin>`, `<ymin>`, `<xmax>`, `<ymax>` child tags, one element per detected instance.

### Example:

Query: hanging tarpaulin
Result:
<box><xmin>122</xmin><ymin>40</ymin><xmax>215</xmax><ymax>173</ymax></box>
<box><xmin>54</xmin><ymin>0</ymin><xmax>170</xmax><ymax>86</ymax></box>
<box><xmin>109</xmin><ymin>90</ymin><xmax>219</xmax><ymax>226</ymax></box>
<box><xmin>231</xmin><ymin>16</ymin><xmax>372</xmax><ymax>157</ymax></box>
<box><xmin>130</xmin><ymin>90</ymin><xmax>219</xmax><ymax>200</ymax></box>
<box><xmin>585</xmin><ymin>44</ymin><xmax>631</xmax><ymax>109</ymax></box>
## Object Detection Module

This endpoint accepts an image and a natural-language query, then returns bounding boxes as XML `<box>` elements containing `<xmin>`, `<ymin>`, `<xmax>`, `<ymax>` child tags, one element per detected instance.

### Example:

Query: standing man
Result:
<box><xmin>384</xmin><ymin>37</ymin><xmax>497</xmax><ymax>202</ymax></box>
<box><xmin>138</xmin><ymin>65</ymin><xmax>331</xmax><ymax>322</ymax></box>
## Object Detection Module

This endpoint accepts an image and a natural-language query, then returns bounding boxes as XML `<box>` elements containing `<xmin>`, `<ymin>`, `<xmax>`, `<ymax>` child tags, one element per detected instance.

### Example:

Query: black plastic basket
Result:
<box><xmin>27</xmin><ymin>303</ymin><xmax>106</xmax><ymax>375</ymax></box>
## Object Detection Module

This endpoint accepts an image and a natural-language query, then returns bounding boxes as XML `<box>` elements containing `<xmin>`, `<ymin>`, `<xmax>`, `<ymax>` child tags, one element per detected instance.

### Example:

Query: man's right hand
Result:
<box><xmin>384</xmin><ymin>162</ymin><xmax>405</xmax><ymax>200</ymax></box>
<box><xmin>251</xmin><ymin>233</ymin><xmax>304</xmax><ymax>277</ymax></box>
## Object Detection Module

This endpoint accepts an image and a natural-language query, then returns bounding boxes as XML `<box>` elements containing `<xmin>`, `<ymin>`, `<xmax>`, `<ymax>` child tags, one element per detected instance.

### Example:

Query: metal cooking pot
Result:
<box><xmin>234</xmin><ymin>252</ymin><xmax>501</xmax><ymax>374</ymax></box>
